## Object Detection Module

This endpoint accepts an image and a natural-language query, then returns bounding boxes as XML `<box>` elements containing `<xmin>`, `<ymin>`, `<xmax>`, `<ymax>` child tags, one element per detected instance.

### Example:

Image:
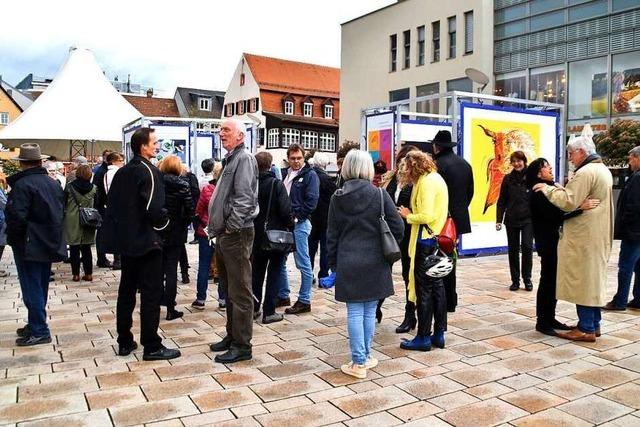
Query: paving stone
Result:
<box><xmin>250</xmin><ymin>374</ymin><xmax>331</xmax><ymax>402</ymax></box>
<box><xmin>213</xmin><ymin>368</ymin><xmax>272</xmax><ymax>388</ymax></box>
<box><xmin>332</xmin><ymin>386</ymin><xmax>417</xmax><ymax>418</ymax></box>
<box><xmin>614</xmin><ymin>355</ymin><xmax>640</xmax><ymax>373</ymax></box>
<box><xmin>388</xmin><ymin>400</ymin><xmax>442</xmax><ymax>422</ymax></box>
<box><xmin>344</xmin><ymin>411</ymin><xmax>403</xmax><ymax>426</ymax></box>
<box><xmin>445</xmin><ymin>364</ymin><xmax>515</xmax><ymax>387</ymax></box>
<box><xmin>511</xmin><ymin>407</ymin><xmax>592</xmax><ymax>426</ymax></box>
<box><xmin>466</xmin><ymin>382</ymin><xmax>514</xmax><ymax>399</ymax></box>
<box><xmin>231</xmin><ymin>402</ymin><xmax>268</xmax><ymax>418</ymax></box>
<box><xmin>143</xmin><ymin>375</ymin><xmax>222</xmax><ymax>401</ymax></box>
<box><xmin>0</xmin><ymin>395</ymin><xmax>88</xmax><ymax>424</ymax></box>
<box><xmin>180</xmin><ymin>409</ymin><xmax>236</xmax><ymax>426</ymax></box>
<box><xmin>498</xmin><ymin>373</ymin><xmax>545</xmax><ymax>390</ymax></box>
<box><xmin>316</xmin><ymin>368</ymin><xmax>381</xmax><ymax>387</ymax></box>
<box><xmin>191</xmin><ymin>387</ymin><xmax>261</xmax><ymax>412</ymax></box>
<box><xmin>18</xmin><ymin>377</ymin><xmax>98</xmax><ymax>401</ymax></box>
<box><xmin>599</xmin><ymin>382</ymin><xmax>640</xmax><ymax>409</ymax></box>
<box><xmin>559</xmin><ymin>394</ymin><xmax>634</xmax><ymax>424</ymax></box>
<box><xmin>307</xmin><ymin>385</ymin><xmax>354</xmax><ymax>403</ymax></box>
<box><xmin>86</xmin><ymin>386</ymin><xmax>147</xmax><ymax>410</ymax></box>
<box><xmin>271</xmin><ymin>346</ymin><xmax>327</xmax><ymax>363</ymax></box>
<box><xmin>17</xmin><ymin>408</ymin><xmax>113</xmax><ymax>427</ymax></box>
<box><xmin>438</xmin><ymin>397</ymin><xmax>529</xmax><ymax>427</ymax></box>
<box><xmin>397</xmin><ymin>375</ymin><xmax>465</xmax><ymax>400</ymax></box>
<box><xmin>254</xmin><ymin>401</ymin><xmax>349</xmax><ymax>426</ymax></box>
<box><xmin>262</xmin><ymin>395</ymin><xmax>313</xmax><ymax>413</ymax></box>
<box><xmin>430</xmin><ymin>390</ymin><xmax>480</xmax><ymax>410</ymax></box>
<box><xmin>500</xmin><ymin>387</ymin><xmax>567</xmax><ymax>413</ymax></box>
<box><xmin>109</xmin><ymin>396</ymin><xmax>199</xmax><ymax>426</ymax></box>
<box><xmin>370</xmin><ymin>357</ymin><xmax>425</xmax><ymax>376</ymax></box>
<box><xmin>259</xmin><ymin>358</ymin><xmax>332</xmax><ymax>380</ymax></box>
<box><xmin>572</xmin><ymin>365</ymin><xmax>640</xmax><ymax>389</ymax></box>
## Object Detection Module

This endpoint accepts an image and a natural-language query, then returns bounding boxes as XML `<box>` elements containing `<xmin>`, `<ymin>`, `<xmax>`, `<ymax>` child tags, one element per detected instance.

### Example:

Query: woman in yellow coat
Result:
<box><xmin>398</xmin><ymin>151</ymin><xmax>449</xmax><ymax>351</ymax></box>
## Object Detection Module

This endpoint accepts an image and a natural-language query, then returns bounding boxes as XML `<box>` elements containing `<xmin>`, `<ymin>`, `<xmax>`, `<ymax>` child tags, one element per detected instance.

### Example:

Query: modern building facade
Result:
<box><xmin>494</xmin><ymin>0</ymin><xmax>640</xmax><ymax>134</ymax></box>
<box><xmin>223</xmin><ymin>53</ymin><xmax>340</xmax><ymax>164</ymax></box>
<box><xmin>340</xmin><ymin>0</ymin><xmax>494</xmax><ymax>144</ymax></box>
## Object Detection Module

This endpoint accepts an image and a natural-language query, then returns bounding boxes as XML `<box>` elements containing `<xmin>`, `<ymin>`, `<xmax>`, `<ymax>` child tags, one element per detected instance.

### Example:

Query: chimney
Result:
<box><xmin>146</xmin><ymin>88</ymin><xmax>154</xmax><ymax>98</ymax></box>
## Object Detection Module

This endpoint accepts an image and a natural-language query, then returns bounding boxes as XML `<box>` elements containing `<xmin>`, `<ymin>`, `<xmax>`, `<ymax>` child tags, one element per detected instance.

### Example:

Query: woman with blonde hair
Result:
<box><xmin>398</xmin><ymin>151</ymin><xmax>449</xmax><ymax>351</ymax></box>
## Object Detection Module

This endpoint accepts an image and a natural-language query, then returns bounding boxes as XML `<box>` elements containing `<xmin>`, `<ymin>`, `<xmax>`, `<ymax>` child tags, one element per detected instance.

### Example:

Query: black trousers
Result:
<box><xmin>506</xmin><ymin>224</ymin><xmax>533</xmax><ymax>285</ymax></box>
<box><xmin>252</xmin><ymin>249</ymin><xmax>287</xmax><ymax>316</ymax></box>
<box><xmin>443</xmin><ymin>261</ymin><xmax>457</xmax><ymax>312</ymax></box>
<box><xmin>179</xmin><ymin>244</ymin><xmax>189</xmax><ymax>276</ymax></box>
<box><xmin>536</xmin><ymin>246</ymin><xmax>558</xmax><ymax>328</ymax></box>
<box><xmin>117</xmin><ymin>250</ymin><xmax>163</xmax><ymax>352</ymax></box>
<box><xmin>414</xmin><ymin>244</ymin><xmax>447</xmax><ymax>337</ymax></box>
<box><xmin>69</xmin><ymin>244</ymin><xmax>93</xmax><ymax>276</ymax></box>
<box><xmin>162</xmin><ymin>244</ymin><xmax>182</xmax><ymax>309</ymax></box>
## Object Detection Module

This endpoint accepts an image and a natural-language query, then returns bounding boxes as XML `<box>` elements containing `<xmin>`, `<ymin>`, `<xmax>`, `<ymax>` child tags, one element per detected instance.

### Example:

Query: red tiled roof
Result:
<box><xmin>123</xmin><ymin>94</ymin><xmax>180</xmax><ymax>117</ymax></box>
<box><xmin>244</xmin><ymin>53</ymin><xmax>340</xmax><ymax>98</ymax></box>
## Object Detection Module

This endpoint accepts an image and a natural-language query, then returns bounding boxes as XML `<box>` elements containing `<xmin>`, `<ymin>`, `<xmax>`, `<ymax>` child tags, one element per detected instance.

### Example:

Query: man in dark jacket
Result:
<box><xmin>103</xmin><ymin>128</ymin><xmax>180</xmax><ymax>361</ymax></box>
<box><xmin>605</xmin><ymin>146</ymin><xmax>640</xmax><ymax>311</ymax></box>
<box><xmin>280</xmin><ymin>144</ymin><xmax>320</xmax><ymax>315</ymax></box>
<box><xmin>432</xmin><ymin>130</ymin><xmax>474</xmax><ymax>312</ymax></box>
<box><xmin>93</xmin><ymin>149</ymin><xmax>113</xmax><ymax>268</ymax></box>
<box><xmin>309</xmin><ymin>152</ymin><xmax>337</xmax><ymax>282</ymax></box>
<box><xmin>7</xmin><ymin>143</ymin><xmax>66</xmax><ymax>346</ymax></box>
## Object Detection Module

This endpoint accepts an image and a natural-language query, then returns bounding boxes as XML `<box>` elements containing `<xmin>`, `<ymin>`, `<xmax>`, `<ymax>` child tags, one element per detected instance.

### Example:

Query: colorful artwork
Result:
<box><xmin>612</xmin><ymin>67</ymin><xmax>640</xmax><ymax>114</ymax></box>
<box><xmin>366</xmin><ymin>112</ymin><xmax>395</xmax><ymax>166</ymax></box>
<box><xmin>591</xmin><ymin>72</ymin><xmax>608</xmax><ymax>116</ymax></box>
<box><xmin>157</xmin><ymin>139</ymin><xmax>186</xmax><ymax>163</ymax></box>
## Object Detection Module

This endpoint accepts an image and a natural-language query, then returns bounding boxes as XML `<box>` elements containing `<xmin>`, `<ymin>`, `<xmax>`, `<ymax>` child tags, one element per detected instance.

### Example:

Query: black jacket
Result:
<box><xmin>385</xmin><ymin>173</ymin><xmax>413</xmax><ymax>246</ymax></box>
<box><xmin>615</xmin><ymin>170</ymin><xmax>640</xmax><ymax>241</ymax></box>
<box><xmin>6</xmin><ymin>167</ymin><xmax>66</xmax><ymax>262</ymax></box>
<box><xmin>185</xmin><ymin>172</ymin><xmax>200</xmax><ymax>216</ymax></box>
<box><xmin>434</xmin><ymin>148</ymin><xmax>474</xmax><ymax>234</ymax></box>
<box><xmin>102</xmin><ymin>155</ymin><xmax>169</xmax><ymax>257</ymax></box>
<box><xmin>282</xmin><ymin>164</ymin><xmax>319</xmax><ymax>221</ymax></box>
<box><xmin>92</xmin><ymin>162</ymin><xmax>109</xmax><ymax>213</ymax></box>
<box><xmin>310</xmin><ymin>167</ymin><xmax>337</xmax><ymax>232</ymax></box>
<box><xmin>254</xmin><ymin>171</ymin><xmax>294</xmax><ymax>252</ymax></box>
<box><xmin>160</xmin><ymin>174</ymin><xmax>194</xmax><ymax>246</ymax></box>
<box><xmin>496</xmin><ymin>169</ymin><xmax>531</xmax><ymax>227</ymax></box>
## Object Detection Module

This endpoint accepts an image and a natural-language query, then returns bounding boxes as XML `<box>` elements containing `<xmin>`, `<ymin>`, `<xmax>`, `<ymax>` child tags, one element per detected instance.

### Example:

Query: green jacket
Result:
<box><xmin>63</xmin><ymin>185</ymin><xmax>97</xmax><ymax>246</ymax></box>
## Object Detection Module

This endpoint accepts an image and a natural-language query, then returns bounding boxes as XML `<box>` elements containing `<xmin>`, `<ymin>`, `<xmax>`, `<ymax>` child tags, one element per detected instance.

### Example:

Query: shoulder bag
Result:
<box><xmin>262</xmin><ymin>180</ymin><xmax>296</xmax><ymax>253</ymax></box>
<box><xmin>379</xmin><ymin>188</ymin><xmax>401</xmax><ymax>264</ymax></box>
<box><xmin>418</xmin><ymin>214</ymin><xmax>457</xmax><ymax>255</ymax></box>
<box><xmin>69</xmin><ymin>186</ymin><xmax>102</xmax><ymax>229</ymax></box>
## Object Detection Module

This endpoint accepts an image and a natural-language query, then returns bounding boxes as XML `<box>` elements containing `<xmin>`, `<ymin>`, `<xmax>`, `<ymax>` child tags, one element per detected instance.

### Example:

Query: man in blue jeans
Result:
<box><xmin>604</xmin><ymin>146</ymin><xmax>640</xmax><ymax>311</ymax></box>
<box><xmin>6</xmin><ymin>144</ymin><xmax>66</xmax><ymax>346</ymax></box>
<box><xmin>280</xmin><ymin>144</ymin><xmax>319</xmax><ymax>314</ymax></box>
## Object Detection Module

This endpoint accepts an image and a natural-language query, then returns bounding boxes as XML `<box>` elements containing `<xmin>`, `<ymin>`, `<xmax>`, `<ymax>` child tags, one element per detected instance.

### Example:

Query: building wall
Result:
<box><xmin>0</xmin><ymin>89</ymin><xmax>22</xmax><ymax>130</ymax></box>
<box><xmin>223</xmin><ymin>55</ymin><xmax>263</xmax><ymax>125</ymax></box>
<box><xmin>340</xmin><ymin>0</ymin><xmax>494</xmax><ymax>144</ymax></box>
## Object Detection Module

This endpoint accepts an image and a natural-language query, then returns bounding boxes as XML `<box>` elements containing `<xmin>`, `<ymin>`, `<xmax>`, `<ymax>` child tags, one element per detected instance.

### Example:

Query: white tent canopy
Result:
<box><xmin>0</xmin><ymin>47</ymin><xmax>141</xmax><ymax>159</ymax></box>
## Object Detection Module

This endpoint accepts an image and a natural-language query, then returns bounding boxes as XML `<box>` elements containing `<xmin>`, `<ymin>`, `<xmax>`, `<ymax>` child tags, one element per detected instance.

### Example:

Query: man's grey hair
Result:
<box><xmin>340</xmin><ymin>149</ymin><xmax>374</xmax><ymax>182</ymax></box>
<box><xmin>567</xmin><ymin>135</ymin><xmax>596</xmax><ymax>155</ymax></box>
<box><xmin>225</xmin><ymin>119</ymin><xmax>246</xmax><ymax>138</ymax></box>
<box><xmin>312</xmin><ymin>152</ymin><xmax>329</xmax><ymax>170</ymax></box>
<box><xmin>629</xmin><ymin>146</ymin><xmax>640</xmax><ymax>158</ymax></box>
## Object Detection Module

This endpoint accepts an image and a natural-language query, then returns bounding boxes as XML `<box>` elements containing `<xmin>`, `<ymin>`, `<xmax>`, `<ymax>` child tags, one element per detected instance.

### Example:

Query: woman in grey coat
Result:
<box><xmin>327</xmin><ymin>150</ymin><xmax>404</xmax><ymax>379</ymax></box>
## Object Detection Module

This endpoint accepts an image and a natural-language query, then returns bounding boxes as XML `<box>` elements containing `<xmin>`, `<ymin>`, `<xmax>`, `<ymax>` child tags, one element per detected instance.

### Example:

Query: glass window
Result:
<box><xmin>196</xmin><ymin>122</ymin><xmax>205</xmax><ymax>131</ymax></box>
<box><xmin>284</xmin><ymin>101</ymin><xmax>294</xmax><ymax>115</ymax></box>
<box><xmin>416</xmin><ymin>83</ymin><xmax>440</xmax><ymax>114</ymax></box>
<box><xmin>390</xmin><ymin>34</ymin><xmax>397</xmax><ymax>72</ymax></box>
<box><xmin>495</xmin><ymin>71</ymin><xmax>526</xmax><ymax>106</ymax></box>
<box><xmin>568</xmin><ymin>57</ymin><xmax>608</xmax><ymax>120</ymax></box>
<box><xmin>494</xmin><ymin>4</ymin><xmax>526</xmax><ymax>24</ymax></box>
<box><xmin>319</xmin><ymin>133</ymin><xmax>336</xmax><ymax>152</ymax></box>
<box><xmin>417</xmin><ymin>26</ymin><xmax>426</xmax><ymax>66</ymax></box>
<box><xmin>614</xmin><ymin>0</ymin><xmax>640</xmax><ymax>11</ymax></box>
<box><xmin>530</xmin><ymin>65</ymin><xmax>566</xmax><ymax>105</ymax></box>
<box><xmin>303</xmin><ymin>103</ymin><xmax>313</xmax><ymax>117</ymax></box>
<box><xmin>301</xmin><ymin>131</ymin><xmax>318</xmax><ymax>150</ymax></box>
<box><xmin>464</xmin><ymin>11</ymin><xmax>473</xmax><ymax>54</ymax></box>
<box><xmin>432</xmin><ymin>21</ymin><xmax>440</xmax><ymax>62</ymax></box>
<box><xmin>569</xmin><ymin>0</ymin><xmax>608</xmax><ymax>22</ymax></box>
<box><xmin>447</xmin><ymin>78</ymin><xmax>472</xmax><ymax>115</ymax></box>
<box><xmin>448</xmin><ymin>16</ymin><xmax>456</xmax><ymax>59</ymax></box>
<box><xmin>324</xmin><ymin>105</ymin><xmax>333</xmax><ymax>119</ymax></box>
<box><xmin>267</xmin><ymin>129</ymin><xmax>279</xmax><ymax>148</ymax></box>
<box><xmin>236</xmin><ymin>101</ymin><xmax>245</xmax><ymax>115</ymax></box>
<box><xmin>389</xmin><ymin>88</ymin><xmax>410</xmax><ymax>103</ymax></box>
<box><xmin>569</xmin><ymin>0</ymin><xmax>592</xmax><ymax>5</ymax></box>
<box><xmin>530</xmin><ymin>0</ymin><xmax>564</xmax><ymax>15</ymax></box>
<box><xmin>0</xmin><ymin>112</ymin><xmax>8</xmax><ymax>126</ymax></box>
<box><xmin>199</xmin><ymin>97</ymin><xmax>211</xmax><ymax>111</ymax></box>
<box><xmin>612</xmin><ymin>51</ymin><xmax>640</xmax><ymax>115</ymax></box>
<box><xmin>494</xmin><ymin>20</ymin><xmax>527</xmax><ymax>39</ymax></box>
<box><xmin>281</xmin><ymin>128</ymin><xmax>300</xmax><ymax>147</ymax></box>
<box><xmin>530</xmin><ymin>10</ymin><xmax>565</xmax><ymax>31</ymax></box>
<box><xmin>403</xmin><ymin>30</ymin><xmax>411</xmax><ymax>69</ymax></box>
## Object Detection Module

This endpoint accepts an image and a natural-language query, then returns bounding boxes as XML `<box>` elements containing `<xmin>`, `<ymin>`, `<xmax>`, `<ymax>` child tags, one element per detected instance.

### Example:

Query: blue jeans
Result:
<box><xmin>613</xmin><ymin>239</ymin><xmax>640</xmax><ymax>308</ymax></box>
<box><xmin>14</xmin><ymin>252</ymin><xmax>51</xmax><ymax>337</ymax></box>
<box><xmin>196</xmin><ymin>237</ymin><xmax>225</xmax><ymax>302</ymax></box>
<box><xmin>347</xmin><ymin>301</ymin><xmax>378</xmax><ymax>365</ymax></box>
<box><xmin>309</xmin><ymin>228</ymin><xmax>329</xmax><ymax>278</ymax></box>
<box><xmin>276</xmin><ymin>259</ymin><xmax>289</xmax><ymax>300</ymax></box>
<box><xmin>293</xmin><ymin>219</ymin><xmax>313</xmax><ymax>304</ymax></box>
<box><xmin>576</xmin><ymin>305</ymin><xmax>602</xmax><ymax>333</ymax></box>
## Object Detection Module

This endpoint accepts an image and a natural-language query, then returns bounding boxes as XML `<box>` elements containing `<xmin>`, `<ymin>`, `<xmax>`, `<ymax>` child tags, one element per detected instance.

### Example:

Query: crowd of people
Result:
<box><xmin>2</xmin><ymin>119</ymin><xmax>639</xmax><ymax>378</ymax></box>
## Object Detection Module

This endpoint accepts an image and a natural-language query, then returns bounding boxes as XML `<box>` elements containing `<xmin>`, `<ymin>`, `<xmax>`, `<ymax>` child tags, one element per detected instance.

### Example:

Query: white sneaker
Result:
<box><xmin>340</xmin><ymin>362</ymin><xmax>367</xmax><ymax>379</ymax></box>
<box><xmin>364</xmin><ymin>356</ymin><xmax>378</xmax><ymax>369</ymax></box>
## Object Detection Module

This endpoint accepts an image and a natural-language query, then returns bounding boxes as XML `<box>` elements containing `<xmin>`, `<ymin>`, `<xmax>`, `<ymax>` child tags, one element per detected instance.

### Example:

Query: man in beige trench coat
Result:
<box><xmin>534</xmin><ymin>129</ymin><xmax>613</xmax><ymax>342</ymax></box>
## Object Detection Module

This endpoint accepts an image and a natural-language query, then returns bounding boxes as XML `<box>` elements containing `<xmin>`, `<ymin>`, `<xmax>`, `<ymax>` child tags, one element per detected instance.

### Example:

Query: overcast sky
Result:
<box><xmin>0</xmin><ymin>0</ymin><xmax>394</xmax><ymax>96</ymax></box>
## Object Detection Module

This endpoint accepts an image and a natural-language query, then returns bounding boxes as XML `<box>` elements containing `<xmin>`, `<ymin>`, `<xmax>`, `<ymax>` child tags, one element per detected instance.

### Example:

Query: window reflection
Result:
<box><xmin>530</xmin><ymin>66</ymin><xmax>566</xmax><ymax>105</ymax></box>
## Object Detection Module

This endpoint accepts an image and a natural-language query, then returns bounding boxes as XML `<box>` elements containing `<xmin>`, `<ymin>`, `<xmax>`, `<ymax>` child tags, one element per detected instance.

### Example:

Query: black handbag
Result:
<box><xmin>379</xmin><ymin>188</ymin><xmax>401</xmax><ymax>264</ymax></box>
<box><xmin>262</xmin><ymin>180</ymin><xmax>296</xmax><ymax>253</ymax></box>
<box><xmin>69</xmin><ymin>186</ymin><xmax>102</xmax><ymax>229</ymax></box>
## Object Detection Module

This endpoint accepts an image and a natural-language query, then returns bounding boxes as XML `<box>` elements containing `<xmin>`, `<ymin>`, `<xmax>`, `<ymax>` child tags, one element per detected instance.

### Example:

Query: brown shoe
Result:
<box><xmin>276</xmin><ymin>297</ymin><xmax>291</xmax><ymax>308</ymax></box>
<box><xmin>602</xmin><ymin>301</ymin><xmax>626</xmax><ymax>311</ymax></box>
<box><xmin>285</xmin><ymin>301</ymin><xmax>311</xmax><ymax>315</ymax></box>
<box><xmin>72</xmin><ymin>275</ymin><xmax>80</xmax><ymax>282</ymax></box>
<box><xmin>558</xmin><ymin>329</ymin><xmax>596</xmax><ymax>342</ymax></box>
<box><xmin>569</xmin><ymin>325</ymin><xmax>601</xmax><ymax>337</ymax></box>
<box><xmin>81</xmin><ymin>275</ymin><xmax>93</xmax><ymax>282</ymax></box>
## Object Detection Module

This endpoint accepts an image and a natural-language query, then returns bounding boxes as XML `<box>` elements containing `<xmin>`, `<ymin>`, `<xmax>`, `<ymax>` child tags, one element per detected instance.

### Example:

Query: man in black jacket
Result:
<box><xmin>103</xmin><ymin>128</ymin><xmax>180</xmax><ymax>361</ymax></box>
<box><xmin>605</xmin><ymin>146</ymin><xmax>640</xmax><ymax>311</ymax></box>
<box><xmin>7</xmin><ymin>144</ymin><xmax>66</xmax><ymax>346</ymax></box>
<box><xmin>432</xmin><ymin>131</ymin><xmax>474</xmax><ymax>312</ymax></box>
<box><xmin>93</xmin><ymin>149</ymin><xmax>113</xmax><ymax>268</ymax></box>
<box><xmin>309</xmin><ymin>152</ymin><xmax>337</xmax><ymax>282</ymax></box>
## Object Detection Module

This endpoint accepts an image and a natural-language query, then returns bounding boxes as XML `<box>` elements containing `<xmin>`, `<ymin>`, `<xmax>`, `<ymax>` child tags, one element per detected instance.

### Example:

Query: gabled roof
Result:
<box><xmin>123</xmin><ymin>94</ymin><xmax>180</xmax><ymax>117</ymax></box>
<box><xmin>244</xmin><ymin>53</ymin><xmax>339</xmax><ymax>98</ymax></box>
<box><xmin>175</xmin><ymin>87</ymin><xmax>225</xmax><ymax>118</ymax></box>
<box><xmin>0</xmin><ymin>78</ymin><xmax>33</xmax><ymax>111</ymax></box>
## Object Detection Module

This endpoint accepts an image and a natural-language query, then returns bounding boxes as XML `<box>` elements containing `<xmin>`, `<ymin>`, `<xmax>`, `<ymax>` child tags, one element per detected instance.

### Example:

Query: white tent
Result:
<box><xmin>0</xmin><ymin>47</ymin><xmax>141</xmax><ymax>160</ymax></box>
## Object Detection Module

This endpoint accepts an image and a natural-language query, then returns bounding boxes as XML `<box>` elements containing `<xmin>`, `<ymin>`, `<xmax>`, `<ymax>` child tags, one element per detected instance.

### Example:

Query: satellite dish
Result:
<box><xmin>465</xmin><ymin>68</ymin><xmax>490</xmax><ymax>93</ymax></box>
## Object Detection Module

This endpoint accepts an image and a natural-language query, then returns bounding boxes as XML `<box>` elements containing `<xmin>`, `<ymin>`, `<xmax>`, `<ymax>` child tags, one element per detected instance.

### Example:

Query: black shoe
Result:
<box><xmin>509</xmin><ymin>283</ymin><xmax>519</xmax><ymax>291</ymax></box>
<box><xmin>181</xmin><ymin>274</ymin><xmax>190</xmax><ymax>284</ymax></box>
<box><xmin>143</xmin><ymin>345</ymin><xmax>181</xmax><ymax>361</ymax></box>
<box><xmin>536</xmin><ymin>324</ymin><xmax>557</xmax><ymax>337</ymax></box>
<box><xmin>285</xmin><ymin>301</ymin><xmax>311</xmax><ymax>315</ymax></box>
<box><xmin>395</xmin><ymin>317</ymin><xmax>417</xmax><ymax>334</ymax></box>
<box><xmin>262</xmin><ymin>313</ymin><xmax>284</xmax><ymax>324</ymax></box>
<box><xmin>524</xmin><ymin>282</ymin><xmax>533</xmax><ymax>292</ymax></box>
<box><xmin>97</xmin><ymin>260</ymin><xmax>113</xmax><ymax>269</ymax></box>
<box><xmin>551</xmin><ymin>319</ymin><xmax>572</xmax><ymax>331</ymax></box>
<box><xmin>210</xmin><ymin>337</ymin><xmax>232</xmax><ymax>352</ymax></box>
<box><xmin>276</xmin><ymin>297</ymin><xmax>291</xmax><ymax>308</ymax></box>
<box><xmin>376</xmin><ymin>306</ymin><xmax>383</xmax><ymax>324</ymax></box>
<box><xmin>602</xmin><ymin>301</ymin><xmax>626</xmax><ymax>311</ymax></box>
<box><xmin>16</xmin><ymin>324</ymin><xmax>31</xmax><ymax>338</ymax></box>
<box><xmin>118</xmin><ymin>341</ymin><xmax>138</xmax><ymax>356</ymax></box>
<box><xmin>627</xmin><ymin>301</ymin><xmax>640</xmax><ymax>310</ymax></box>
<box><xmin>214</xmin><ymin>348</ymin><xmax>252</xmax><ymax>364</ymax></box>
<box><xmin>166</xmin><ymin>309</ymin><xmax>184</xmax><ymax>321</ymax></box>
<box><xmin>191</xmin><ymin>300</ymin><xmax>205</xmax><ymax>310</ymax></box>
<box><xmin>16</xmin><ymin>335</ymin><xmax>52</xmax><ymax>346</ymax></box>
<box><xmin>112</xmin><ymin>262</ymin><xmax>121</xmax><ymax>271</ymax></box>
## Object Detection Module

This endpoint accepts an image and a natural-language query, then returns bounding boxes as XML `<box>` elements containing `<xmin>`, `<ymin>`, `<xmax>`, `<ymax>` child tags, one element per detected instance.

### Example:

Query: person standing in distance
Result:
<box><xmin>104</xmin><ymin>128</ymin><xmax>180</xmax><ymax>361</ymax></box>
<box><xmin>208</xmin><ymin>119</ymin><xmax>259</xmax><ymax>364</ymax></box>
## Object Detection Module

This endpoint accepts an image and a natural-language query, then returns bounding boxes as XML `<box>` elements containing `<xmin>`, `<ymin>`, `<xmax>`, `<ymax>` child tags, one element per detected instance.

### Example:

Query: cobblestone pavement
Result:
<box><xmin>0</xmin><ymin>242</ymin><xmax>639</xmax><ymax>426</ymax></box>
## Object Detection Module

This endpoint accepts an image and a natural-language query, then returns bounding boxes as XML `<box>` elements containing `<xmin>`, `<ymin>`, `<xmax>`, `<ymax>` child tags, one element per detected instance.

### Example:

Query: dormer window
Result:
<box><xmin>199</xmin><ymin>97</ymin><xmax>211</xmax><ymax>111</ymax></box>
<box><xmin>303</xmin><ymin>103</ymin><xmax>313</xmax><ymax>117</ymax></box>
<box><xmin>324</xmin><ymin>105</ymin><xmax>333</xmax><ymax>119</ymax></box>
<box><xmin>284</xmin><ymin>100</ymin><xmax>294</xmax><ymax>115</ymax></box>
<box><xmin>240</xmin><ymin>73</ymin><xmax>245</xmax><ymax>86</ymax></box>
